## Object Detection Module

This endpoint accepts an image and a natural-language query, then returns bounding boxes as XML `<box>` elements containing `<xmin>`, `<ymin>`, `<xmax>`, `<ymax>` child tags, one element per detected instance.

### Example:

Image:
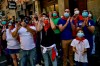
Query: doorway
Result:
<box><xmin>69</xmin><ymin>0</ymin><xmax>87</xmax><ymax>16</ymax></box>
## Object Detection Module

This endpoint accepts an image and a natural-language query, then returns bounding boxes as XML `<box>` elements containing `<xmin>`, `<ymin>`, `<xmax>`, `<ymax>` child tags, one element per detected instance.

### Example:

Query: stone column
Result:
<box><xmin>58</xmin><ymin>0</ymin><xmax>69</xmax><ymax>16</ymax></box>
<box><xmin>35</xmin><ymin>0</ymin><xmax>41</xmax><ymax>15</ymax></box>
<box><xmin>32</xmin><ymin>1</ymin><xmax>35</xmax><ymax>14</ymax></box>
<box><xmin>87</xmin><ymin>0</ymin><xmax>100</xmax><ymax>18</ymax></box>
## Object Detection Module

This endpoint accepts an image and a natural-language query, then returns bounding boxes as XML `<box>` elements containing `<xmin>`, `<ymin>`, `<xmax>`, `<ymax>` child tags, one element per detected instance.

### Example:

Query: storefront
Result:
<box><xmin>40</xmin><ymin>0</ymin><xmax>58</xmax><ymax>13</ymax></box>
<box><xmin>40</xmin><ymin>0</ymin><xmax>87</xmax><ymax>16</ymax></box>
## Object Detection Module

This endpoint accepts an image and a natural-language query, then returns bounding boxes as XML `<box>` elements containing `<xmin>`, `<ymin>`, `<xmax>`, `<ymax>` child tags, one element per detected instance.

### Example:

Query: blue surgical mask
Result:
<box><xmin>82</xmin><ymin>12</ymin><xmax>88</xmax><ymax>17</ymax></box>
<box><xmin>1</xmin><ymin>21</ymin><xmax>6</xmax><ymax>25</ymax></box>
<box><xmin>53</xmin><ymin>13</ymin><xmax>57</xmax><ymax>17</ymax></box>
<box><xmin>64</xmin><ymin>12</ymin><xmax>70</xmax><ymax>17</ymax></box>
<box><xmin>77</xmin><ymin>32</ymin><xmax>84</xmax><ymax>38</ymax></box>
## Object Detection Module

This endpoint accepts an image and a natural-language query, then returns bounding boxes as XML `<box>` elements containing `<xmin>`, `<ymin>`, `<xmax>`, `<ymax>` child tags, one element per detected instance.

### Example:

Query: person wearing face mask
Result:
<box><xmin>71</xmin><ymin>29</ymin><xmax>90</xmax><ymax>66</ymax></box>
<box><xmin>36</xmin><ymin>17</ymin><xmax>57</xmax><ymax>66</ymax></box>
<box><xmin>88</xmin><ymin>11</ymin><xmax>96</xmax><ymax>55</ymax></box>
<box><xmin>58</xmin><ymin>9</ymin><xmax>75</xmax><ymax>66</ymax></box>
<box><xmin>2</xmin><ymin>23</ymin><xmax>20</xmax><ymax>66</ymax></box>
<box><xmin>73</xmin><ymin>8</ymin><xmax>83</xmax><ymax>23</ymax></box>
<box><xmin>50</xmin><ymin>11</ymin><xmax>62</xmax><ymax>63</ymax></box>
<box><xmin>72</xmin><ymin>8</ymin><xmax>83</xmax><ymax>38</ymax></box>
<box><xmin>12</xmin><ymin>18</ymin><xmax>36</xmax><ymax>66</ymax></box>
<box><xmin>77</xmin><ymin>10</ymin><xmax>95</xmax><ymax>66</ymax></box>
<box><xmin>1</xmin><ymin>21</ymin><xmax>7</xmax><ymax>50</ymax></box>
<box><xmin>88</xmin><ymin>11</ymin><xmax>96</xmax><ymax>24</ymax></box>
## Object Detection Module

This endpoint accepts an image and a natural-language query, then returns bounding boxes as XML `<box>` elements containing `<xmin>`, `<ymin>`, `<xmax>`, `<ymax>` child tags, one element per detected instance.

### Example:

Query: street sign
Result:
<box><xmin>8</xmin><ymin>1</ymin><xmax>17</xmax><ymax>9</ymax></box>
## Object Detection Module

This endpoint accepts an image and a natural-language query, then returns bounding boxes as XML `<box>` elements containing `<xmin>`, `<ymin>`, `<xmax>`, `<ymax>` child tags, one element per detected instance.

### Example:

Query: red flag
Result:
<box><xmin>52</xmin><ymin>48</ymin><xmax>56</xmax><ymax>61</ymax></box>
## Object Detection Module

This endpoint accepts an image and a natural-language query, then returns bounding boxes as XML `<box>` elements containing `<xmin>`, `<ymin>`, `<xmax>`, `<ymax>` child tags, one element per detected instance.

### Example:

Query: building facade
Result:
<box><xmin>0</xmin><ymin>0</ymin><xmax>100</xmax><ymax>19</ymax></box>
<box><xmin>87</xmin><ymin>0</ymin><xmax>100</xmax><ymax>18</ymax></box>
<box><xmin>39</xmin><ymin>0</ymin><xmax>100</xmax><ymax>18</ymax></box>
<box><xmin>0</xmin><ymin>0</ymin><xmax>17</xmax><ymax>20</ymax></box>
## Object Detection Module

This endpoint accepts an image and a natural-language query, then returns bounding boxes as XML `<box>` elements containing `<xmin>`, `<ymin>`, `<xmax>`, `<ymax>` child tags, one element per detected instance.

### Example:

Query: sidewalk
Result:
<box><xmin>0</xmin><ymin>52</ymin><xmax>7</xmax><ymax>66</ymax></box>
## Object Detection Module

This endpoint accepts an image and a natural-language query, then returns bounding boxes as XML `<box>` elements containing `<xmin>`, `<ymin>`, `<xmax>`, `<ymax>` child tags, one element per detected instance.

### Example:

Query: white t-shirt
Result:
<box><xmin>71</xmin><ymin>39</ymin><xmax>90</xmax><ymax>62</ymax></box>
<box><xmin>12</xmin><ymin>26</ymin><xmax>36</xmax><ymax>50</ymax></box>
<box><xmin>6</xmin><ymin>29</ymin><xmax>20</xmax><ymax>49</ymax></box>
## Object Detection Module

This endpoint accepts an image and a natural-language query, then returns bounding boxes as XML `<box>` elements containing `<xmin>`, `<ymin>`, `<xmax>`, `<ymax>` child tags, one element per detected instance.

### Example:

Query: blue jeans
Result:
<box><xmin>42</xmin><ymin>49</ymin><xmax>57</xmax><ymax>66</ymax></box>
<box><xmin>76</xmin><ymin>61</ymin><xmax>88</xmax><ymax>66</ymax></box>
<box><xmin>19</xmin><ymin>48</ymin><xmax>36</xmax><ymax>66</ymax></box>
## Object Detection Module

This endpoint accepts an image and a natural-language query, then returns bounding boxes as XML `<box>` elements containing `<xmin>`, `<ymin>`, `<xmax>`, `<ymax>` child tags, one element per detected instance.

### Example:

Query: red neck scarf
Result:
<box><xmin>52</xmin><ymin>16</ymin><xmax>58</xmax><ymax>18</ymax></box>
<box><xmin>9</xmin><ymin>25</ymin><xmax>14</xmax><ymax>30</ymax></box>
<box><xmin>44</xmin><ymin>20</ymin><xmax>50</xmax><ymax>32</ymax></box>
<box><xmin>76</xmin><ymin>37</ymin><xmax>85</xmax><ymax>44</ymax></box>
<box><xmin>62</xmin><ymin>16</ymin><xmax>68</xmax><ymax>20</ymax></box>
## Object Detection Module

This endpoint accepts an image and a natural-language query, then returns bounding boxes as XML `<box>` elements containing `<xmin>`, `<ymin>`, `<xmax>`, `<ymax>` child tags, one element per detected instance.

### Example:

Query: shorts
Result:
<box><xmin>7</xmin><ymin>49</ymin><xmax>20</xmax><ymax>54</ymax></box>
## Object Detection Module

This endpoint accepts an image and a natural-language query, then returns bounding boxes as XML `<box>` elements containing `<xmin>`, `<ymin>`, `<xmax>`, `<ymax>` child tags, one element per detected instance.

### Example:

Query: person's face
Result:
<box><xmin>52</xmin><ymin>11</ymin><xmax>57</xmax><ymax>17</ymax></box>
<box><xmin>65</xmin><ymin>9</ymin><xmax>70</xmax><ymax>13</ymax></box>
<box><xmin>44</xmin><ymin>18</ymin><xmax>49</xmax><ymax>25</ymax></box>
<box><xmin>74</xmin><ymin>8</ymin><xmax>78</xmax><ymax>12</ymax></box>
<box><xmin>21</xmin><ymin>21</ymin><xmax>27</xmax><ymax>27</ymax></box>
<box><xmin>53</xmin><ymin>11</ymin><xmax>57</xmax><ymax>14</ymax></box>
<box><xmin>43</xmin><ymin>15</ymin><xmax>46</xmax><ymax>17</ymax></box>
<box><xmin>88</xmin><ymin>12</ymin><xmax>92</xmax><ymax>18</ymax></box>
<box><xmin>78</xmin><ymin>30</ymin><xmax>84</xmax><ymax>33</ymax></box>
<box><xmin>77</xmin><ymin>30</ymin><xmax>84</xmax><ymax>38</ymax></box>
<box><xmin>64</xmin><ymin>9</ymin><xmax>70</xmax><ymax>18</ymax></box>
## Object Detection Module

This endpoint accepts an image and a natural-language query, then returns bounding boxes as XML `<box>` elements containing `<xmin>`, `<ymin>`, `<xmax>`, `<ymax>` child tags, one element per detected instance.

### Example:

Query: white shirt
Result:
<box><xmin>71</xmin><ymin>39</ymin><xmax>90</xmax><ymax>62</ymax></box>
<box><xmin>12</xmin><ymin>26</ymin><xmax>36</xmax><ymax>50</ymax></box>
<box><xmin>6</xmin><ymin>29</ymin><xmax>20</xmax><ymax>49</ymax></box>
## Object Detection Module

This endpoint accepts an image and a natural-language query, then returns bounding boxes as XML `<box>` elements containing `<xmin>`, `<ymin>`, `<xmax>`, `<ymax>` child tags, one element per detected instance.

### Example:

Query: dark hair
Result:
<box><xmin>88</xmin><ymin>11</ymin><xmax>93</xmax><ymax>19</ymax></box>
<box><xmin>51</xmin><ymin>11</ymin><xmax>59</xmax><ymax>17</ymax></box>
<box><xmin>42</xmin><ymin>13</ymin><xmax>47</xmax><ymax>16</ymax></box>
<box><xmin>82</xmin><ymin>10</ymin><xmax>88</xmax><ymax>12</ymax></box>
<box><xmin>77</xmin><ymin>28</ymin><xmax>83</xmax><ymax>33</ymax></box>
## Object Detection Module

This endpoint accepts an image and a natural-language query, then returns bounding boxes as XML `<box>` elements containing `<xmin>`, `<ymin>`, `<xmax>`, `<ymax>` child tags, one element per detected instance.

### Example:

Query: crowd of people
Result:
<box><xmin>0</xmin><ymin>8</ymin><xmax>100</xmax><ymax>66</ymax></box>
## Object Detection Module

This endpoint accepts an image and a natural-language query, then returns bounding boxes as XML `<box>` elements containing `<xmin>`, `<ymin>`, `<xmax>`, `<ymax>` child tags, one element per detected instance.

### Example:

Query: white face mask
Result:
<box><xmin>74</xmin><ymin>10</ymin><xmax>80</xmax><ymax>15</ymax></box>
<box><xmin>88</xmin><ymin>14</ymin><xmax>92</xmax><ymax>17</ymax></box>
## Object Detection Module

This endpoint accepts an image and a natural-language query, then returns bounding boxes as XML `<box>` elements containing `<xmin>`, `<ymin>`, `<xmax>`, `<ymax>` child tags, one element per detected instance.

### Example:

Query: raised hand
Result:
<box><xmin>70</xmin><ymin>17</ymin><xmax>74</xmax><ymax>23</ymax></box>
<box><xmin>16</xmin><ymin>23</ymin><xmax>21</xmax><ymax>30</ymax></box>
<box><xmin>85</xmin><ymin>17</ymin><xmax>89</xmax><ymax>26</ymax></box>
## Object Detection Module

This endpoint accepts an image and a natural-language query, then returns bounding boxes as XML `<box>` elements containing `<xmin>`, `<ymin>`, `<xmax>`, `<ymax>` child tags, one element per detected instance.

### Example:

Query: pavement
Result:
<box><xmin>0</xmin><ymin>53</ymin><xmax>100</xmax><ymax>66</ymax></box>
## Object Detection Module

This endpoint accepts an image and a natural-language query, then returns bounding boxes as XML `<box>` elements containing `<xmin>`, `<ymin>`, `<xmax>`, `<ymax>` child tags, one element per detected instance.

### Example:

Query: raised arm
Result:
<box><xmin>25</xmin><ymin>25</ymin><xmax>36</xmax><ymax>35</ymax></box>
<box><xmin>50</xmin><ymin>18</ymin><xmax>56</xmax><ymax>30</ymax></box>
<box><xmin>12</xmin><ymin>23</ymin><xmax>20</xmax><ymax>38</ymax></box>
<box><xmin>58</xmin><ymin>18</ymin><xmax>70</xmax><ymax>32</ymax></box>
<box><xmin>2</xmin><ymin>31</ymin><xmax>6</xmax><ymax>40</ymax></box>
<box><xmin>36</xmin><ymin>20</ymin><xmax>43</xmax><ymax>32</ymax></box>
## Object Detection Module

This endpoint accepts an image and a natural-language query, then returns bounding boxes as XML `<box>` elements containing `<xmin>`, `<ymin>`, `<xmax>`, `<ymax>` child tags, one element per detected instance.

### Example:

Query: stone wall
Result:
<box><xmin>87</xmin><ymin>0</ymin><xmax>100</xmax><ymax>19</ymax></box>
<box><xmin>58</xmin><ymin>0</ymin><xmax>69</xmax><ymax>16</ymax></box>
<box><xmin>1</xmin><ymin>0</ymin><xmax>16</xmax><ymax>19</ymax></box>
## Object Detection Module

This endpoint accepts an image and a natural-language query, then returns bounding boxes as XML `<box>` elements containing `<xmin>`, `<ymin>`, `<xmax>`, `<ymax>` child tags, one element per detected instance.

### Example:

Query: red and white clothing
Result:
<box><xmin>6</xmin><ymin>29</ymin><xmax>20</xmax><ymax>49</ymax></box>
<box><xmin>12</xmin><ymin>26</ymin><xmax>36</xmax><ymax>50</ymax></box>
<box><xmin>71</xmin><ymin>38</ymin><xmax>90</xmax><ymax>62</ymax></box>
